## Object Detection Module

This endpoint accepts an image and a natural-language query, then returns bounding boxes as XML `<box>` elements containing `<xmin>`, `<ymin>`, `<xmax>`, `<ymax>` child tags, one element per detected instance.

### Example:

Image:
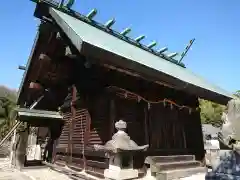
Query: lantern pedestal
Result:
<box><xmin>94</xmin><ymin>120</ymin><xmax>148</xmax><ymax>180</ymax></box>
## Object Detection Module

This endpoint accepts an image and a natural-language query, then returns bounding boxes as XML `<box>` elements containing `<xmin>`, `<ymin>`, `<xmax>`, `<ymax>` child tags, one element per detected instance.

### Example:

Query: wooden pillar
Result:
<box><xmin>51</xmin><ymin>139</ymin><xmax>57</xmax><ymax>163</ymax></box>
<box><xmin>144</xmin><ymin>103</ymin><xmax>149</xmax><ymax>146</ymax></box>
<box><xmin>13</xmin><ymin>123</ymin><xmax>29</xmax><ymax>170</ymax></box>
<box><xmin>69</xmin><ymin>85</ymin><xmax>77</xmax><ymax>164</ymax></box>
<box><xmin>9</xmin><ymin>120</ymin><xmax>17</xmax><ymax>167</ymax></box>
<box><xmin>50</xmin><ymin>122</ymin><xmax>64</xmax><ymax>163</ymax></box>
<box><xmin>109</xmin><ymin>97</ymin><xmax>116</xmax><ymax>136</ymax></box>
<box><xmin>83</xmin><ymin>94</ymin><xmax>91</xmax><ymax>170</ymax></box>
<box><xmin>147</xmin><ymin>103</ymin><xmax>153</xmax><ymax>149</ymax></box>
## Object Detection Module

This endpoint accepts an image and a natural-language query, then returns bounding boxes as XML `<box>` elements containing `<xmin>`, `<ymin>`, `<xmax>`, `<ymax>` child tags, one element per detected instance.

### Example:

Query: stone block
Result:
<box><xmin>104</xmin><ymin>168</ymin><xmax>138</xmax><ymax>180</ymax></box>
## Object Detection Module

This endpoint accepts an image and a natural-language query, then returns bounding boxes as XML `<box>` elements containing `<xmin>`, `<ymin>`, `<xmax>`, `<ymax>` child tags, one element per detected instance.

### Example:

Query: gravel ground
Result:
<box><xmin>0</xmin><ymin>158</ymin><xmax>31</xmax><ymax>180</ymax></box>
<box><xmin>0</xmin><ymin>158</ymin><xmax>206</xmax><ymax>180</ymax></box>
<box><xmin>0</xmin><ymin>158</ymin><xmax>72</xmax><ymax>180</ymax></box>
<box><xmin>21</xmin><ymin>167</ymin><xmax>73</xmax><ymax>180</ymax></box>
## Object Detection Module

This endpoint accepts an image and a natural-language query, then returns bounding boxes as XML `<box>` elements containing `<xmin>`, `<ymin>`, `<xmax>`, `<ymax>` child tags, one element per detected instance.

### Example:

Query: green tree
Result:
<box><xmin>233</xmin><ymin>90</ymin><xmax>240</xmax><ymax>98</ymax></box>
<box><xmin>0</xmin><ymin>86</ymin><xmax>17</xmax><ymax>139</ymax></box>
<box><xmin>199</xmin><ymin>99</ymin><xmax>226</xmax><ymax>127</ymax></box>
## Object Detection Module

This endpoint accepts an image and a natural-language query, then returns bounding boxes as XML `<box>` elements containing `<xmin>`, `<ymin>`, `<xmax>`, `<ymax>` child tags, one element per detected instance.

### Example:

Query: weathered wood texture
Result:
<box><xmin>55</xmin><ymin>89</ymin><xmax>110</xmax><ymax>175</ymax></box>
<box><xmin>53</xmin><ymin>63</ymin><xmax>204</xmax><ymax>174</ymax></box>
<box><xmin>19</xmin><ymin>23</ymin><xmax>204</xmax><ymax>174</ymax></box>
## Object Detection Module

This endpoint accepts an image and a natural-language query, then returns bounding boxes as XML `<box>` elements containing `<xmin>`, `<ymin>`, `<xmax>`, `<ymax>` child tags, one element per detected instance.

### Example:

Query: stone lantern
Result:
<box><xmin>94</xmin><ymin>120</ymin><xmax>149</xmax><ymax>180</ymax></box>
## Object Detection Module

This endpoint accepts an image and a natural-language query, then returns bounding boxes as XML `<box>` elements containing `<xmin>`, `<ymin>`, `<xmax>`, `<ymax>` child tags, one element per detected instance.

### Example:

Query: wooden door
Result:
<box><xmin>149</xmin><ymin>103</ymin><xmax>186</xmax><ymax>151</ymax></box>
<box><xmin>88</xmin><ymin>95</ymin><xmax>110</xmax><ymax>146</ymax></box>
<box><xmin>114</xmin><ymin>97</ymin><xmax>146</xmax><ymax>146</ymax></box>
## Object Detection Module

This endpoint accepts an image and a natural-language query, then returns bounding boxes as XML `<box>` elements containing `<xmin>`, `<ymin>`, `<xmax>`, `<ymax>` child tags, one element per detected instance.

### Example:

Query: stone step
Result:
<box><xmin>156</xmin><ymin>166</ymin><xmax>207</xmax><ymax>180</ymax></box>
<box><xmin>155</xmin><ymin>161</ymin><xmax>201</xmax><ymax>171</ymax></box>
<box><xmin>146</xmin><ymin>155</ymin><xmax>195</xmax><ymax>164</ymax></box>
<box><xmin>55</xmin><ymin>160</ymin><xmax>66</xmax><ymax>167</ymax></box>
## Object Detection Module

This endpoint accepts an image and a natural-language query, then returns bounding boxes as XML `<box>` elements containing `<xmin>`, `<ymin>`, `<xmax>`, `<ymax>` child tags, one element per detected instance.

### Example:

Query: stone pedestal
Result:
<box><xmin>94</xmin><ymin>120</ymin><xmax>149</xmax><ymax>180</ymax></box>
<box><xmin>104</xmin><ymin>168</ymin><xmax>138</xmax><ymax>180</ymax></box>
<box><xmin>104</xmin><ymin>154</ymin><xmax>138</xmax><ymax>180</ymax></box>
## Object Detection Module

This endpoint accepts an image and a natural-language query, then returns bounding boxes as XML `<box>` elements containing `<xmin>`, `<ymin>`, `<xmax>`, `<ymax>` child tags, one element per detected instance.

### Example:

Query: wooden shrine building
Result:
<box><xmin>16</xmin><ymin>0</ymin><xmax>232</xmax><ymax>178</ymax></box>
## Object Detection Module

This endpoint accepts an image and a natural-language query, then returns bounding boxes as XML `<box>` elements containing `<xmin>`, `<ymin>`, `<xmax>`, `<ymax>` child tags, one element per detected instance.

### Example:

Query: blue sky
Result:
<box><xmin>0</xmin><ymin>0</ymin><xmax>239</xmax><ymax>93</ymax></box>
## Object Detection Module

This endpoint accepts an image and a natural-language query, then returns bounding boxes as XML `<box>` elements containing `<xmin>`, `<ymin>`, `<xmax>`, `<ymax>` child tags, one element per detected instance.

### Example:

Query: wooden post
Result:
<box><xmin>14</xmin><ymin>123</ymin><xmax>29</xmax><ymax>170</ymax></box>
<box><xmin>144</xmin><ymin>103</ymin><xmax>149</xmax><ymax>146</ymax></box>
<box><xmin>69</xmin><ymin>85</ymin><xmax>77</xmax><ymax>164</ymax></box>
<box><xmin>9</xmin><ymin>120</ymin><xmax>17</xmax><ymax>167</ymax></box>
<box><xmin>83</xmin><ymin>94</ymin><xmax>91</xmax><ymax>170</ymax></box>
<box><xmin>109</xmin><ymin>97</ymin><xmax>116</xmax><ymax>136</ymax></box>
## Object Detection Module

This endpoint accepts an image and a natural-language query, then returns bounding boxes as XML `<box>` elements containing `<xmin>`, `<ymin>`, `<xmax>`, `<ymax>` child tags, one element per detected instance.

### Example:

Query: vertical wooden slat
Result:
<box><xmin>148</xmin><ymin>104</ymin><xmax>153</xmax><ymax>149</ymax></box>
<box><xmin>109</xmin><ymin>98</ymin><xmax>116</xmax><ymax>136</ymax></box>
<box><xmin>56</xmin><ymin>111</ymin><xmax>71</xmax><ymax>153</ymax></box>
<box><xmin>182</xmin><ymin>124</ymin><xmax>187</xmax><ymax>148</ymax></box>
<box><xmin>68</xmin><ymin>109</ymin><xmax>72</xmax><ymax>163</ymax></box>
<box><xmin>115</xmin><ymin>97</ymin><xmax>146</xmax><ymax>145</ymax></box>
<box><xmin>85</xmin><ymin>105</ymin><xmax>91</xmax><ymax>147</ymax></box>
<box><xmin>72</xmin><ymin>109</ymin><xmax>87</xmax><ymax>149</ymax></box>
<box><xmin>69</xmin><ymin>85</ymin><xmax>77</xmax><ymax>164</ymax></box>
<box><xmin>52</xmin><ymin>139</ymin><xmax>57</xmax><ymax>163</ymax></box>
<box><xmin>88</xmin><ymin>94</ymin><xmax>110</xmax><ymax>145</ymax></box>
<box><xmin>84</xmin><ymin>95</ymin><xmax>90</xmax><ymax>169</ymax></box>
<box><xmin>81</xmin><ymin>93</ymin><xmax>110</xmax><ymax>171</ymax></box>
<box><xmin>144</xmin><ymin>103</ymin><xmax>149</xmax><ymax>145</ymax></box>
<box><xmin>148</xmin><ymin>103</ymin><xmax>188</xmax><ymax>150</ymax></box>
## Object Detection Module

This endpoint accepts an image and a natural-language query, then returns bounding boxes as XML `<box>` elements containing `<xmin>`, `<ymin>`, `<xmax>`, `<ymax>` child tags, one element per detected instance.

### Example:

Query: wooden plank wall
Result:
<box><xmin>53</xmin><ymin>64</ymin><xmax>205</xmax><ymax>175</ymax></box>
<box><xmin>55</xmin><ymin>88</ymin><xmax>110</xmax><ymax>177</ymax></box>
<box><xmin>149</xmin><ymin>103</ymin><xmax>186</xmax><ymax>150</ymax></box>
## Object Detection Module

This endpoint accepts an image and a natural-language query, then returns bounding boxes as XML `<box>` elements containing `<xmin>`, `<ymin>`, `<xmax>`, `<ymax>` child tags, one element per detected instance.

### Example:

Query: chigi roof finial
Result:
<box><xmin>105</xmin><ymin>19</ymin><xmax>116</xmax><ymax>29</ymax></box>
<box><xmin>31</xmin><ymin>0</ymin><xmax>193</xmax><ymax>67</ymax></box>
<box><xmin>58</xmin><ymin>0</ymin><xmax>75</xmax><ymax>9</ymax></box>
<box><xmin>147</xmin><ymin>41</ymin><xmax>157</xmax><ymax>49</ymax></box>
<box><xmin>120</xmin><ymin>28</ymin><xmax>131</xmax><ymax>36</ymax></box>
<box><xmin>87</xmin><ymin>9</ymin><xmax>97</xmax><ymax>20</ymax></box>
<box><xmin>167</xmin><ymin>52</ymin><xmax>178</xmax><ymax>58</ymax></box>
<box><xmin>158</xmin><ymin>47</ymin><xmax>168</xmax><ymax>53</ymax></box>
<box><xmin>135</xmin><ymin>35</ymin><xmax>145</xmax><ymax>43</ymax></box>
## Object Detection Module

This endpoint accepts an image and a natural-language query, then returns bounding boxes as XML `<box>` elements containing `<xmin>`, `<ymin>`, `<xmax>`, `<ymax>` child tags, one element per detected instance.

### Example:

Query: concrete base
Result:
<box><xmin>104</xmin><ymin>168</ymin><xmax>138</xmax><ymax>180</ymax></box>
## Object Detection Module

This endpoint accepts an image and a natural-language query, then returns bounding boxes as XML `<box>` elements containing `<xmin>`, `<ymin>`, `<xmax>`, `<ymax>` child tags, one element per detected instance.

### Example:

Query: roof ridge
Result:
<box><xmin>31</xmin><ymin>0</ymin><xmax>189</xmax><ymax>67</ymax></box>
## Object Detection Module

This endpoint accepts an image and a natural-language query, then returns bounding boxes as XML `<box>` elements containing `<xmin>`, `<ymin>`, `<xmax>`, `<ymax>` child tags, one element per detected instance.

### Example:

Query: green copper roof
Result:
<box><xmin>31</xmin><ymin>0</ymin><xmax>184</xmax><ymax>66</ymax></box>
<box><xmin>16</xmin><ymin>108</ymin><xmax>62</xmax><ymax>118</ymax></box>
<box><xmin>49</xmin><ymin>8</ymin><xmax>232</xmax><ymax>103</ymax></box>
<box><xmin>15</xmin><ymin>108</ymin><xmax>63</xmax><ymax>122</ymax></box>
